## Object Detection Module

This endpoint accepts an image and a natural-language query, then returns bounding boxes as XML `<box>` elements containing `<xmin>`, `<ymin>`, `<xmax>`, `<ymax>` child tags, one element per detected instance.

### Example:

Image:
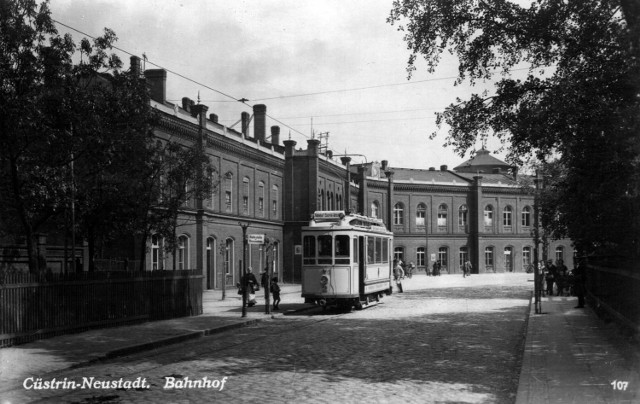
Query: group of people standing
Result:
<box><xmin>238</xmin><ymin>267</ymin><xmax>281</xmax><ymax>310</ymax></box>
<box><xmin>541</xmin><ymin>259</ymin><xmax>586</xmax><ymax>308</ymax></box>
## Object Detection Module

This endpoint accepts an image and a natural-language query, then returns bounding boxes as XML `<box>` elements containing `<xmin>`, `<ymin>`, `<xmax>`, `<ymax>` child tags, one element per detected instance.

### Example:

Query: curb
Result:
<box><xmin>69</xmin><ymin>305</ymin><xmax>313</xmax><ymax>370</ymax></box>
<box><xmin>71</xmin><ymin>318</ymin><xmax>264</xmax><ymax>369</ymax></box>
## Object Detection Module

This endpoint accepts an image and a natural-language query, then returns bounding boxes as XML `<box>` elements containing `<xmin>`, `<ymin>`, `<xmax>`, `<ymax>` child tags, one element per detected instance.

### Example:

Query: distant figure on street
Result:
<box><xmin>260</xmin><ymin>267</ymin><xmax>269</xmax><ymax>291</ymax></box>
<box><xmin>433</xmin><ymin>261</ymin><xmax>441</xmax><ymax>276</ymax></box>
<box><xmin>270</xmin><ymin>277</ymin><xmax>281</xmax><ymax>310</ymax></box>
<box><xmin>393</xmin><ymin>260</ymin><xmax>404</xmax><ymax>293</ymax></box>
<box><xmin>407</xmin><ymin>262</ymin><xmax>415</xmax><ymax>278</ymax></box>
<box><xmin>242</xmin><ymin>267</ymin><xmax>259</xmax><ymax>307</ymax></box>
<box><xmin>573</xmin><ymin>261</ymin><xmax>586</xmax><ymax>308</ymax></box>
<box><xmin>463</xmin><ymin>260</ymin><xmax>472</xmax><ymax>278</ymax></box>
<box><xmin>544</xmin><ymin>260</ymin><xmax>557</xmax><ymax>296</ymax></box>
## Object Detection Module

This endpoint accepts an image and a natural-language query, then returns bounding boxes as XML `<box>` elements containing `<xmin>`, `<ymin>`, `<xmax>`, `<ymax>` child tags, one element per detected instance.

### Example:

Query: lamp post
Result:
<box><xmin>239</xmin><ymin>222</ymin><xmax>250</xmax><ymax>317</ymax></box>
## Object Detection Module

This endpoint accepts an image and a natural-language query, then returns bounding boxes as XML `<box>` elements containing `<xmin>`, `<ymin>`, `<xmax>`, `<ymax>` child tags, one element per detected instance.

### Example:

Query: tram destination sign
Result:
<box><xmin>247</xmin><ymin>234</ymin><xmax>265</xmax><ymax>244</ymax></box>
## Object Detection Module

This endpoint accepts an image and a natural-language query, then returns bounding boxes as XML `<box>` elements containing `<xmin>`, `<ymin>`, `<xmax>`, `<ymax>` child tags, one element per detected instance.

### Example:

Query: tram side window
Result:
<box><xmin>303</xmin><ymin>236</ymin><xmax>316</xmax><ymax>264</ymax></box>
<box><xmin>317</xmin><ymin>235</ymin><xmax>333</xmax><ymax>264</ymax></box>
<box><xmin>353</xmin><ymin>238</ymin><xmax>358</xmax><ymax>263</ymax></box>
<box><xmin>375</xmin><ymin>237</ymin><xmax>382</xmax><ymax>263</ymax></box>
<box><xmin>367</xmin><ymin>237</ymin><xmax>375</xmax><ymax>264</ymax></box>
<box><xmin>335</xmin><ymin>235</ymin><xmax>350</xmax><ymax>264</ymax></box>
<box><xmin>383</xmin><ymin>238</ymin><xmax>389</xmax><ymax>263</ymax></box>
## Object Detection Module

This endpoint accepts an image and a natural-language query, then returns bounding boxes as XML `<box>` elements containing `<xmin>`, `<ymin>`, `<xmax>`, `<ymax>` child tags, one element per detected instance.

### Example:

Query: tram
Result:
<box><xmin>301</xmin><ymin>210</ymin><xmax>394</xmax><ymax>310</ymax></box>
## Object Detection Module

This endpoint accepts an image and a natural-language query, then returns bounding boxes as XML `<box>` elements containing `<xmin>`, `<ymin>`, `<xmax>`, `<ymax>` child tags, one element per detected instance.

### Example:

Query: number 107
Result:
<box><xmin>611</xmin><ymin>380</ymin><xmax>629</xmax><ymax>391</ymax></box>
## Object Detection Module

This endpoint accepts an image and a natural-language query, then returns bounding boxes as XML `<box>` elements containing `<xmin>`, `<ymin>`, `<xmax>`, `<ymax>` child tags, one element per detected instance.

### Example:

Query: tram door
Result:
<box><xmin>358</xmin><ymin>236</ymin><xmax>365</xmax><ymax>292</ymax></box>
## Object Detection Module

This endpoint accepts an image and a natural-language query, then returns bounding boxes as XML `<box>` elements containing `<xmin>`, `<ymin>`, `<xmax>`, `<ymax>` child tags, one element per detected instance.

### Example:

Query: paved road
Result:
<box><xmin>5</xmin><ymin>279</ymin><xmax>531</xmax><ymax>404</ymax></box>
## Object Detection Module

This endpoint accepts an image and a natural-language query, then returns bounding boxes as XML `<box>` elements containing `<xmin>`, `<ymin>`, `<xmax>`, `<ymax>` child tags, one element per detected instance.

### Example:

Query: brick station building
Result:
<box><xmin>1</xmin><ymin>57</ymin><xmax>574</xmax><ymax>288</ymax></box>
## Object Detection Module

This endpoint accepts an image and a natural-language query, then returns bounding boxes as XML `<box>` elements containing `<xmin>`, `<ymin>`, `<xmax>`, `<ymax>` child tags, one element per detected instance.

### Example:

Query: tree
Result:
<box><xmin>1</xmin><ymin>0</ymin><xmax>76</xmax><ymax>273</ymax></box>
<box><xmin>0</xmin><ymin>0</ymin><xmax>214</xmax><ymax>273</ymax></box>
<box><xmin>388</xmin><ymin>0</ymin><xmax>640</xmax><ymax>257</ymax></box>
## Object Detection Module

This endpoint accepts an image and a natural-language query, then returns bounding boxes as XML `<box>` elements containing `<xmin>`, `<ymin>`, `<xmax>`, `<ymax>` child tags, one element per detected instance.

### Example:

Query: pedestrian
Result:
<box><xmin>544</xmin><ymin>260</ymin><xmax>557</xmax><ymax>296</ymax></box>
<box><xmin>573</xmin><ymin>261</ymin><xmax>586</xmax><ymax>308</ymax></box>
<box><xmin>407</xmin><ymin>262</ymin><xmax>415</xmax><ymax>278</ymax></box>
<box><xmin>393</xmin><ymin>259</ymin><xmax>405</xmax><ymax>292</ymax></box>
<box><xmin>260</xmin><ymin>267</ymin><xmax>269</xmax><ymax>291</ymax></box>
<box><xmin>270</xmin><ymin>276</ymin><xmax>281</xmax><ymax>310</ymax></box>
<box><xmin>243</xmin><ymin>267</ymin><xmax>259</xmax><ymax>307</ymax></box>
<box><xmin>556</xmin><ymin>259</ymin><xmax>568</xmax><ymax>296</ymax></box>
<box><xmin>463</xmin><ymin>259</ymin><xmax>472</xmax><ymax>278</ymax></box>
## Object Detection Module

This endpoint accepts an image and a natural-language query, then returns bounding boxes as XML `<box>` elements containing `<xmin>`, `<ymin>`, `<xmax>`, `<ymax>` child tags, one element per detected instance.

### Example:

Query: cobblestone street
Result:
<box><xmin>4</xmin><ymin>275</ymin><xmax>531</xmax><ymax>404</ymax></box>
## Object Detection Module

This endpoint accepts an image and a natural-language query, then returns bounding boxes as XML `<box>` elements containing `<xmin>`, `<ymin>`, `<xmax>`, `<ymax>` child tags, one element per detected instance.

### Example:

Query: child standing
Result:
<box><xmin>270</xmin><ymin>277</ymin><xmax>281</xmax><ymax>310</ymax></box>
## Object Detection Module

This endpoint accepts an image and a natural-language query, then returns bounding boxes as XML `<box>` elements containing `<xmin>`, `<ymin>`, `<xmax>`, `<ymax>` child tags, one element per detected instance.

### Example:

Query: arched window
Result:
<box><xmin>177</xmin><ymin>235</ymin><xmax>189</xmax><ymax>270</ymax></box>
<box><xmin>242</xmin><ymin>177</ymin><xmax>250</xmax><ymax>215</ymax></box>
<box><xmin>225</xmin><ymin>238</ymin><xmax>234</xmax><ymax>276</ymax></box>
<box><xmin>485</xmin><ymin>246</ymin><xmax>495</xmax><ymax>272</ymax></box>
<box><xmin>371</xmin><ymin>201</ymin><xmax>379</xmax><ymax>218</ymax></box>
<box><xmin>437</xmin><ymin>204</ymin><xmax>447</xmax><ymax>231</ymax></box>
<box><xmin>484</xmin><ymin>205</ymin><xmax>494</xmax><ymax>227</ymax></box>
<box><xmin>438</xmin><ymin>247</ymin><xmax>448</xmax><ymax>272</ymax></box>
<box><xmin>522</xmin><ymin>206</ymin><xmax>531</xmax><ymax>227</ymax></box>
<box><xmin>258</xmin><ymin>181</ymin><xmax>265</xmax><ymax>217</ymax></box>
<box><xmin>503</xmin><ymin>205</ymin><xmax>513</xmax><ymax>228</ymax></box>
<box><xmin>151</xmin><ymin>234</ymin><xmax>163</xmax><ymax>270</ymax></box>
<box><xmin>459</xmin><ymin>246</ymin><xmax>469</xmax><ymax>270</ymax></box>
<box><xmin>224</xmin><ymin>172</ymin><xmax>233</xmax><ymax>212</ymax></box>
<box><xmin>394</xmin><ymin>246</ymin><xmax>405</xmax><ymax>263</ymax></box>
<box><xmin>206</xmin><ymin>237</ymin><xmax>215</xmax><ymax>289</ymax></box>
<box><xmin>417</xmin><ymin>247</ymin><xmax>425</xmax><ymax>267</ymax></box>
<box><xmin>272</xmin><ymin>185</ymin><xmax>279</xmax><ymax>218</ymax></box>
<box><xmin>416</xmin><ymin>203</ymin><xmax>426</xmax><ymax>226</ymax></box>
<box><xmin>394</xmin><ymin>203</ymin><xmax>404</xmax><ymax>225</ymax></box>
<box><xmin>320</xmin><ymin>190</ymin><xmax>325</xmax><ymax>211</ymax></box>
<box><xmin>458</xmin><ymin>205</ymin><xmax>468</xmax><ymax>230</ymax></box>
<box><xmin>523</xmin><ymin>246</ymin><xmax>532</xmax><ymax>271</ymax></box>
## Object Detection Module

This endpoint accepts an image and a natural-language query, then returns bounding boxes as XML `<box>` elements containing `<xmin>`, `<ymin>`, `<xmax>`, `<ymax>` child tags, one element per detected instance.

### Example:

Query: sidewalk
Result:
<box><xmin>1</xmin><ymin>275</ymin><xmax>639</xmax><ymax>403</ymax></box>
<box><xmin>516</xmin><ymin>295</ymin><xmax>640</xmax><ymax>404</ymax></box>
<box><xmin>0</xmin><ymin>284</ymin><xmax>307</xmax><ymax>394</ymax></box>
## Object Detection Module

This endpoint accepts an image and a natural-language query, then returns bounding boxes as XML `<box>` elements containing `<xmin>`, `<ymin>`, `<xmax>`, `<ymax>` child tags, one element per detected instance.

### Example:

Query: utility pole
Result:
<box><xmin>534</xmin><ymin>171</ymin><xmax>542</xmax><ymax>314</ymax></box>
<box><xmin>239</xmin><ymin>222</ymin><xmax>250</xmax><ymax>317</ymax></box>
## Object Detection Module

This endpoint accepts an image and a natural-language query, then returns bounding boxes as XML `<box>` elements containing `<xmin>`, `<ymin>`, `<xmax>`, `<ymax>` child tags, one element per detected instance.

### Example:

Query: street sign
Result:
<box><xmin>248</xmin><ymin>234</ymin><xmax>265</xmax><ymax>244</ymax></box>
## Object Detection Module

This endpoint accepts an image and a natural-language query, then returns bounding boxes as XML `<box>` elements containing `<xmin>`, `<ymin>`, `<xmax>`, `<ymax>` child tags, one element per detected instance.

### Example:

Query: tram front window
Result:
<box><xmin>335</xmin><ymin>235</ymin><xmax>350</xmax><ymax>264</ymax></box>
<box><xmin>317</xmin><ymin>235</ymin><xmax>333</xmax><ymax>264</ymax></box>
<box><xmin>303</xmin><ymin>235</ymin><xmax>316</xmax><ymax>264</ymax></box>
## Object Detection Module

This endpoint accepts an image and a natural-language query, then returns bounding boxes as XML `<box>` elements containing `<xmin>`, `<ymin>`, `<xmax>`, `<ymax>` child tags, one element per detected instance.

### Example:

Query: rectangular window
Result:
<box><xmin>258</xmin><ymin>197</ymin><xmax>264</xmax><ymax>214</ymax></box>
<box><xmin>367</xmin><ymin>237</ymin><xmax>375</xmax><ymax>264</ymax></box>
<box><xmin>383</xmin><ymin>239</ymin><xmax>389</xmax><ymax>263</ymax></box>
<box><xmin>375</xmin><ymin>237</ymin><xmax>382</xmax><ymax>263</ymax></box>
<box><xmin>353</xmin><ymin>238</ymin><xmax>359</xmax><ymax>264</ymax></box>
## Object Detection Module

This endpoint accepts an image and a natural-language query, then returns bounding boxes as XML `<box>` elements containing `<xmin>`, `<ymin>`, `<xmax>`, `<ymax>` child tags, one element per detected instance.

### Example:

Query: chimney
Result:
<box><xmin>381</xmin><ymin>160</ymin><xmax>388</xmax><ymax>171</ymax></box>
<box><xmin>182</xmin><ymin>97</ymin><xmax>194</xmax><ymax>114</ymax></box>
<box><xmin>144</xmin><ymin>69</ymin><xmax>167</xmax><ymax>103</ymax></box>
<box><xmin>511</xmin><ymin>166</ymin><xmax>518</xmax><ymax>180</ymax></box>
<box><xmin>241</xmin><ymin>112</ymin><xmax>251</xmax><ymax>136</ymax></box>
<box><xmin>429</xmin><ymin>167</ymin><xmax>436</xmax><ymax>171</ymax></box>
<box><xmin>209</xmin><ymin>113</ymin><xmax>218</xmax><ymax>123</ymax></box>
<box><xmin>440</xmin><ymin>165</ymin><xmax>448</xmax><ymax>171</ymax></box>
<box><xmin>326</xmin><ymin>150</ymin><xmax>333</xmax><ymax>159</ymax></box>
<box><xmin>270</xmin><ymin>126</ymin><xmax>280</xmax><ymax>145</ymax></box>
<box><xmin>130</xmin><ymin>56</ymin><xmax>141</xmax><ymax>78</ymax></box>
<box><xmin>253</xmin><ymin>104</ymin><xmax>267</xmax><ymax>142</ymax></box>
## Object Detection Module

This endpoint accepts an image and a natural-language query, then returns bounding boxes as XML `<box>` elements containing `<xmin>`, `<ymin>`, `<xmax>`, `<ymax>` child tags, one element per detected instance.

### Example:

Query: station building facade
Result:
<box><xmin>1</xmin><ymin>57</ymin><xmax>574</xmax><ymax>288</ymax></box>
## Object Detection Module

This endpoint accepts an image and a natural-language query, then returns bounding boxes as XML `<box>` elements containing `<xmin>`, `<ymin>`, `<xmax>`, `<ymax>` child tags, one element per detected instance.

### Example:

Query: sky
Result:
<box><xmin>49</xmin><ymin>0</ymin><xmax>522</xmax><ymax>169</ymax></box>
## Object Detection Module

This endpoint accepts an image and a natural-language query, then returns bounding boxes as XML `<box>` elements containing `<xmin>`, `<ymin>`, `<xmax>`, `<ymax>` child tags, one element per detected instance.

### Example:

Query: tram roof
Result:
<box><xmin>303</xmin><ymin>211</ymin><xmax>392</xmax><ymax>234</ymax></box>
